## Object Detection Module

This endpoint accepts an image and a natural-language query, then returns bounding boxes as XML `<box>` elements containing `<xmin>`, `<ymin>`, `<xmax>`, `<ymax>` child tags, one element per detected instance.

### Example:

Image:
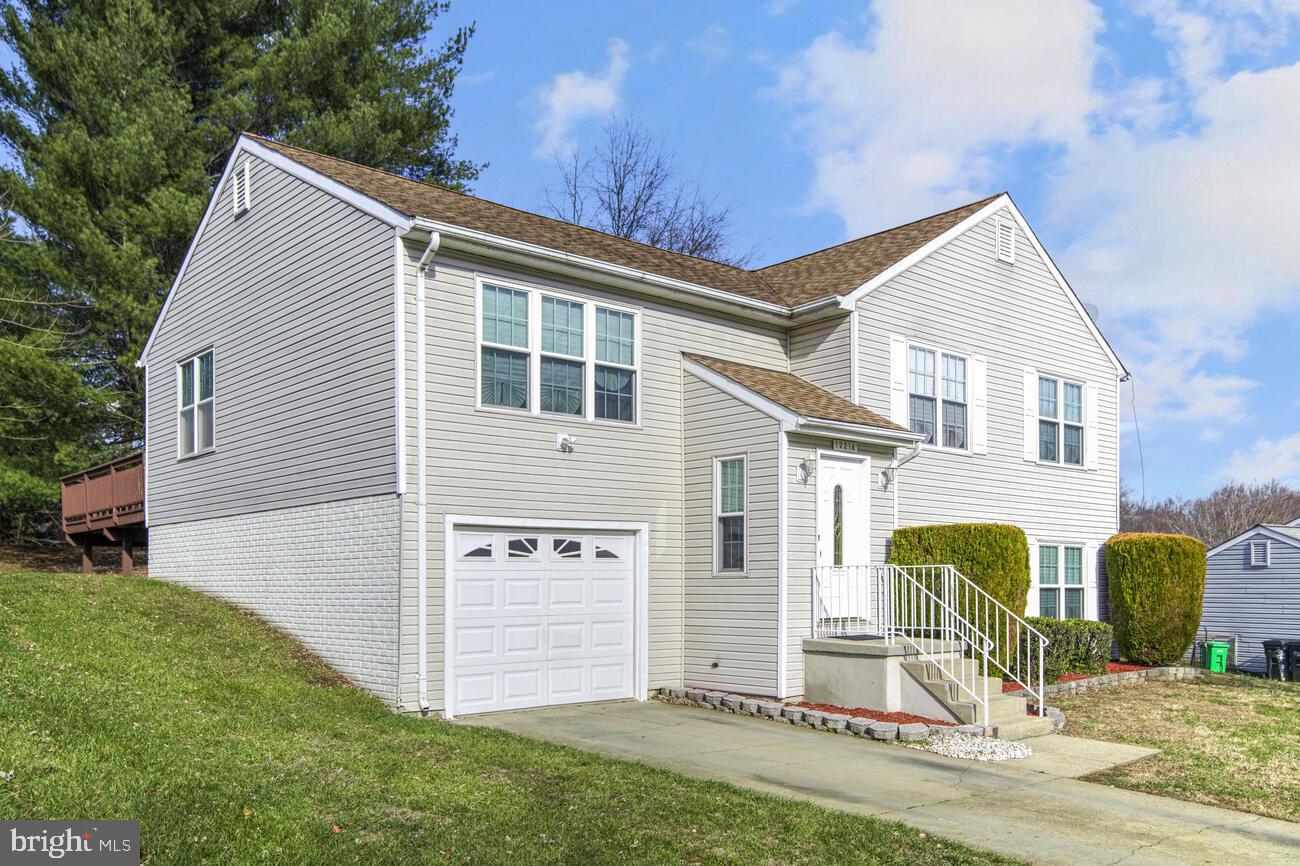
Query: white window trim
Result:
<box><xmin>907</xmin><ymin>340</ymin><xmax>971</xmax><ymax>454</ymax></box>
<box><xmin>231</xmin><ymin>161</ymin><xmax>251</xmax><ymax>216</ymax></box>
<box><xmin>176</xmin><ymin>347</ymin><xmax>216</xmax><ymax>460</ymax></box>
<box><xmin>473</xmin><ymin>273</ymin><xmax>642</xmax><ymax>428</ymax></box>
<box><xmin>1249</xmin><ymin>539</ymin><xmax>1271</xmax><ymax>567</ymax></box>
<box><xmin>713</xmin><ymin>454</ymin><xmax>748</xmax><ymax>576</ymax></box>
<box><xmin>1034</xmin><ymin>542</ymin><xmax>1087</xmax><ymax>620</ymax></box>
<box><xmin>1035</xmin><ymin>373</ymin><xmax>1086</xmax><ymax>468</ymax></box>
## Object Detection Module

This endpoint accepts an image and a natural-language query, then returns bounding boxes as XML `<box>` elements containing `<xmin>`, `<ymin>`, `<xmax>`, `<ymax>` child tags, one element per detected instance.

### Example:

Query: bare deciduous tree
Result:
<box><xmin>1121</xmin><ymin>481</ymin><xmax>1300</xmax><ymax>547</ymax></box>
<box><xmin>543</xmin><ymin>117</ymin><xmax>752</xmax><ymax>266</ymax></box>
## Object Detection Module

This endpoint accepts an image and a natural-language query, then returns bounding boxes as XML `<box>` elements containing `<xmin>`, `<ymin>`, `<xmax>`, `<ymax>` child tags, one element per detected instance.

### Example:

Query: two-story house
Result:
<box><xmin>140</xmin><ymin>134</ymin><xmax>1125</xmax><ymax>718</ymax></box>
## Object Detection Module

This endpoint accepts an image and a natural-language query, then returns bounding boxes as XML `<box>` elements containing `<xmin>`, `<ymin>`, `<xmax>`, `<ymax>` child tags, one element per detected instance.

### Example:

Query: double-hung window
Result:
<box><xmin>908</xmin><ymin>344</ymin><xmax>967</xmax><ymax>449</ymax></box>
<box><xmin>478</xmin><ymin>280</ymin><xmax>638</xmax><ymax>423</ymax></box>
<box><xmin>1038</xmin><ymin>376</ymin><xmax>1084</xmax><ymax>465</ymax></box>
<box><xmin>715</xmin><ymin>456</ymin><xmax>746</xmax><ymax>573</ymax></box>
<box><xmin>177</xmin><ymin>349</ymin><xmax>215</xmax><ymax>457</ymax></box>
<box><xmin>1039</xmin><ymin>544</ymin><xmax>1084</xmax><ymax>619</ymax></box>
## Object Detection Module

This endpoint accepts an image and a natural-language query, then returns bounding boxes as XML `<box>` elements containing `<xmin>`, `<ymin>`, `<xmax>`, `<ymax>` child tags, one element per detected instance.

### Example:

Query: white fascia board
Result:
<box><xmin>682</xmin><ymin>358</ymin><xmax>801</xmax><ymax>427</ymax></box>
<box><xmin>137</xmin><ymin>135</ymin><xmax>414</xmax><ymax>367</ymax></box>
<box><xmin>795</xmin><ymin>419</ymin><xmax>925</xmax><ymax>448</ymax></box>
<box><xmin>829</xmin><ymin>194</ymin><xmax>1127</xmax><ymax>378</ymax></box>
<box><xmin>415</xmin><ymin>218</ymin><xmax>793</xmax><ymax>322</ymax></box>
<box><xmin>1207</xmin><ymin>525</ymin><xmax>1300</xmax><ymax>559</ymax></box>
<box><xmin>1288</xmin><ymin>516</ymin><xmax>1300</xmax><ymax>527</ymax></box>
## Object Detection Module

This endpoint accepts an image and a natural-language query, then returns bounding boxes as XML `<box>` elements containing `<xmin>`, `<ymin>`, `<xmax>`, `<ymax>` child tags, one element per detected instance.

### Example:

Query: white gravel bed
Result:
<box><xmin>901</xmin><ymin>732</ymin><xmax>1033</xmax><ymax>761</ymax></box>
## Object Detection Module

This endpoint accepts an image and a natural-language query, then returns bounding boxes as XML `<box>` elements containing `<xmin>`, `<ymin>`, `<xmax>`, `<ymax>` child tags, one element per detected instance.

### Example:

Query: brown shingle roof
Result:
<box><xmin>249</xmin><ymin>134</ymin><xmax>999</xmax><ymax>311</ymax></box>
<box><xmin>685</xmin><ymin>354</ymin><xmax>911</xmax><ymax>433</ymax></box>
<box><xmin>755</xmin><ymin>195</ymin><xmax>1003</xmax><ymax>305</ymax></box>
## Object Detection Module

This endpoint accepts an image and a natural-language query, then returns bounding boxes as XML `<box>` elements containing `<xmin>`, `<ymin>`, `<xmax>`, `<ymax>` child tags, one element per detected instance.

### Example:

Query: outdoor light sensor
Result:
<box><xmin>556</xmin><ymin>433</ymin><xmax>578</xmax><ymax>453</ymax></box>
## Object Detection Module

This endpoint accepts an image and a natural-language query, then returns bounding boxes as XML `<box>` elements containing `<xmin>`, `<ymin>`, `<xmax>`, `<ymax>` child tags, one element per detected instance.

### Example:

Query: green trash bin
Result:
<box><xmin>1203</xmin><ymin>640</ymin><xmax>1230</xmax><ymax>673</ymax></box>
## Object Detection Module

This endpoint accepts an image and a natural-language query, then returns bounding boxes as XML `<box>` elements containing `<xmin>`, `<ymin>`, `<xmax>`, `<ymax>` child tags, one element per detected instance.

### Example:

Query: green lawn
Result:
<box><xmin>0</xmin><ymin>573</ymin><xmax>1018</xmax><ymax>865</ymax></box>
<box><xmin>1053</xmin><ymin>673</ymin><xmax>1300</xmax><ymax>822</ymax></box>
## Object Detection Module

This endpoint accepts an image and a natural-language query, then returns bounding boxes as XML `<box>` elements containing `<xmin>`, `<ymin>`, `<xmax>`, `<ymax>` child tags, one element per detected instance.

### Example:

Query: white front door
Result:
<box><xmin>817</xmin><ymin>454</ymin><xmax>870</xmax><ymax>568</ymax></box>
<box><xmin>449</xmin><ymin>529</ymin><xmax>636</xmax><ymax>715</ymax></box>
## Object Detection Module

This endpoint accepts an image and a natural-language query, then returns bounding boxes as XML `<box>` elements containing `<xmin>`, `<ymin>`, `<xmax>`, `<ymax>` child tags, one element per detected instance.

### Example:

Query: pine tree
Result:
<box><xmin>0</xmin><ymin>0</ymin><xmax>480</xmax><ymax>538</ymax></box>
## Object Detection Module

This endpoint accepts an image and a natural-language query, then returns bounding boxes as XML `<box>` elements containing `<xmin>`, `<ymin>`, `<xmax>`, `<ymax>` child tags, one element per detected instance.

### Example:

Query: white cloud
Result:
<box><xmin>1219</xmin><ymin>433</ymin><xmax>1300</xmax><ymax>484</ymax></box>
<box><xmin>766</xmin><ymin>0</ymin><xmax>799</xmax><ymax>15</ymax></box>
<box><xmin>687</xmin><ymin>24</ymin><xmax>731</xmax><ymax>63</ymax></box>
<box><xmin>774</xmin><ymin>0</ymin><xmax>1102</xmax><ymax>231</ymax></box>
<box><xmin>775</xmin><ymin>0</ymin><xmax>1300</xmax><ymax>429</ymax></box>
<box><xmin>533</xmin><ymin>39</ymin><xmax>630</xmax><ymax>159</ymax></box>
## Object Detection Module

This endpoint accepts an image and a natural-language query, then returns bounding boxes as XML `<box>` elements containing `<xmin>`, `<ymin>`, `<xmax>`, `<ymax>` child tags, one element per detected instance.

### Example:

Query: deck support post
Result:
<box><xmin>120</xmin><ymin>537</ymin><xmax>134</xmax><ymax>577</ymax></box>
<box><xmin>81</xmin><ymin>541</ymin><xmax>94</xmax><ymax>574</ymax></box>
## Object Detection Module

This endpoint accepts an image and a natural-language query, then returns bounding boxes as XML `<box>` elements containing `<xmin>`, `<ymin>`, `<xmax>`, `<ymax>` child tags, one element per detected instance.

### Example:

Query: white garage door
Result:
<box><xmin>449</xmin><ymin>529</ymin><xmax>636</xmax><ymax>715</ymax></box>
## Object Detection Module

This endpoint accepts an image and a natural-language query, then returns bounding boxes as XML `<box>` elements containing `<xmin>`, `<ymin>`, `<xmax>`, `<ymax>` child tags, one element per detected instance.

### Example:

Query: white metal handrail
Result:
<box><xmin>812</xmin><ymin>563</ymin><xmax>1050</xmax><ymax>720</ymax></box>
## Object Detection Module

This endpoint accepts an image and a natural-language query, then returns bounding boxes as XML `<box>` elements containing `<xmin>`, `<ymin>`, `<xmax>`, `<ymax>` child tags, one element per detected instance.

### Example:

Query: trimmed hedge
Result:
<box><xmin>1105</xmin><ymin>532</ymin><xmax>1206</xmax><ymax>665</ymax></box>
<box><xmin>1025</xmin><ymin>617</ymin><xmax>1112</xmax><ymax>683</ymax></box>
<box><xmin>888</xmin><ymin>523</ymin><xmax>1031</xmax><ymax>618</ymax></box>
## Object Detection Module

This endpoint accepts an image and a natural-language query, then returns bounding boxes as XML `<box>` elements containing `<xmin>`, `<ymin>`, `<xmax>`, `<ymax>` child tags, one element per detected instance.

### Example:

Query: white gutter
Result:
<box><xmin>793</xmin><ymin>418</ymin><xmax>926</xmax><ymax>449</ymax></box>
<box><xmin>412</xmin><ymin>218</ymin><xmax>795</xmax><ymax>323</ymax></box>
<box><xmin>414</xmin><ymin>231</ymin><xmax>440</xmax><ymax>714</ymax></box>
<box><xmin>886</xmin><ymin>441</ymin><xmax>924</xmax><ymax>530</ymax></box>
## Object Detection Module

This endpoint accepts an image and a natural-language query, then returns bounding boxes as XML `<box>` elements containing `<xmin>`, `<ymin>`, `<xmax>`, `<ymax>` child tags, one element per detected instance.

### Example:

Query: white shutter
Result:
<box><xmin>888</xmin><ymin>334</ymin><xmax>908</xmax><ymax>426</ymax></box>
<box><xmin>1022</xmin><ymin>367</ymin><xmax>1038</xmax><ymax>461</ymax></box>
<box><xmin>1084</xmin><ymin>382</ymin><xmax>1099</xmax><ymax>471</ymax></box>
<box><xmin>1084</xmin><ymin>541</ymin><xmax>1099</xmax><ymax>620</ymax></box>
<box><xmin>1027</xmin><ymin>538</ymin><xmax>1040</xmax><ymax>616</ymax></box>
<box><xmin>970</xmin><ymin>355</ymin><xmax>988</xmax><ymax>454</ymax></box>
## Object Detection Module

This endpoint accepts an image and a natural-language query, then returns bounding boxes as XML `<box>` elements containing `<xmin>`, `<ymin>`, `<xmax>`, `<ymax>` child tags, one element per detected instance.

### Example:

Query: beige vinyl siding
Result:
<box><xmin>144</xmin><ymin>156</ymin><xmax>398</xmax><ymax>524</ymax></box>
<box><xmin>1201</xmin><ymin>534</ymin><xmax>1300</xmax><ymax>673</ymax></box>
<box><xmin>784</xmin><ymin>435</ymin><xmax>895</xmax><ymax>697</ymax></box>
<box><xmin>396</xmin><ymin>253</ymin><xmax>789</xmax><ymax>711</ymax></box>
<box><xmin>790</xmin><ymin>314</ymin><xmax>853</xmax><ymax>400</ymax></box>
<box><xmin>856</xmin><ymin>207</ymin><xmax>1120</xmax><ymax>619</ymax></box>
<box><xmin>682</xmin><ymin>375</ymin><xmax>780</xmax><ymax>694</ymax></box>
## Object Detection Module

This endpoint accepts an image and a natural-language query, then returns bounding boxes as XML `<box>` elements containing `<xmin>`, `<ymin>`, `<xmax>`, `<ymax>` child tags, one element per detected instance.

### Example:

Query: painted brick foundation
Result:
<box><xmin>149</xmin><ymin>494</ymin><xmax>401</xmax><ymax>703</ymax></box>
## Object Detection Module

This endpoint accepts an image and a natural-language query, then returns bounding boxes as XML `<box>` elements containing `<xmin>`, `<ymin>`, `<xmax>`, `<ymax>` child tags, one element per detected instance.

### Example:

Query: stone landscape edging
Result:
<box><xmin>653</xmin><ymin>688</ymin><xmax>986</xmax><ymax>742</ymax></box>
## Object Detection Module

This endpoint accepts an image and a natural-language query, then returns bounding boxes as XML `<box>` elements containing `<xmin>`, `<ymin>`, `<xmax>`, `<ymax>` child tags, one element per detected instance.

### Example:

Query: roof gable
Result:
<box><xmin>1207</xmin><ymin>525</ymin><xmax>1300</xmax><ymax>558</ymax></box>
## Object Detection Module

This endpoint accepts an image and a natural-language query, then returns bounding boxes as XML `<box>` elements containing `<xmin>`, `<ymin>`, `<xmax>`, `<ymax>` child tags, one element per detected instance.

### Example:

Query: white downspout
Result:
<box><xmin>887</xmin><ymin>441</ymin><xmax>923</xmax><ymax>530</ymax></box>
<box><xmin>415</xmin><ymin>232</ymin><xmax>440</xmax><ymax>714</ymax></box>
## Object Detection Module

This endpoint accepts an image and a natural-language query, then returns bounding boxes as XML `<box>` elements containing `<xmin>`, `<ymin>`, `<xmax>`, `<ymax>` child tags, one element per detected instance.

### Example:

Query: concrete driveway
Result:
<box><xmin>463</xmin><ymin>700</ymin><xmax>1300</xmax><ymax>866</ymax></box>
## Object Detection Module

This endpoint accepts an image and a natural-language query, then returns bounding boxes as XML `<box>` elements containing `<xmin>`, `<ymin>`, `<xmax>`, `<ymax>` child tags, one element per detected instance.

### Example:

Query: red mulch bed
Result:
<box><xmin>794</xmin><ymin>701</ymin><xmax>955</xmax><ymax>727</ymax></box>
<box><xmin>1001</xmin><ymin>661</ymin><xmax>1153</xmax><ymax>692</ymax></box>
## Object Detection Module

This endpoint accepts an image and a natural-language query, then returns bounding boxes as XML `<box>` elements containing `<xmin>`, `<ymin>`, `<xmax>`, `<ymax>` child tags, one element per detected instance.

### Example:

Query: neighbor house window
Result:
<box><xmin>715</xmin><ymin>456</ymin><xmax>746</xmax><ymax>573</ymax></box>
<box><xmin>908</xmin><ymin>344</ymin><xmax>967</xmax><ymax>449</ymax></box>
<box><xmin>478</xmin><ymin>280</ymin><xmax>638</xmax><ymax>423</ymax></box>
<box><xmin>1038</xmin><ymin>376</ymin><xmax>1084</xmax><ymax>466</ymax></box>
<box><xmin>177</xmin><ymin>349</ymin><xmax>214</xmax><ymax>457</ymax></box>
<box><xmin>1039</xmin><ymin>545</ymin><xmax>1084</xmax><ymax>619</ymax></box>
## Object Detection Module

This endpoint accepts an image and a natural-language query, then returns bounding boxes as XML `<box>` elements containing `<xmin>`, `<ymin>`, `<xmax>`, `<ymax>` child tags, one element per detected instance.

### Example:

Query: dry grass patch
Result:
<box><xmin>1053</xmin><ymin>673</ymin><xmax>1300</xmax><ymax>822</ymax></box>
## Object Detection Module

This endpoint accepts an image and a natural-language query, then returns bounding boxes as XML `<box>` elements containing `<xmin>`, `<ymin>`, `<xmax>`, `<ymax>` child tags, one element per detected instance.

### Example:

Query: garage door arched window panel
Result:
<box><xmin>177</xmin><ymin>349</ymin><xmax>215</xmax><ymax>459</ymax></box>
<box><xmin>715</xmin><ymin>455</ymin><xmax>747</xmax><ymax>574</ymax></box>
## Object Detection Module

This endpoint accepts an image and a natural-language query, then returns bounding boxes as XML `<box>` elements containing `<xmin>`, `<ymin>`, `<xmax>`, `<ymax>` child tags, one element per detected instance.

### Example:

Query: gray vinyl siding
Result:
<box><xmin>396</xmin><ymin>252</ymin><xmax>789</xmax><ymax>711</ymax></box>
<box><xmin>1201</xmin><ymin>534</ymin><xmax>1300</xmax><ymax>672</ymax></box>
<box><xmin>856</xmin><ymin>207</ymin><xmax>1120</xmax><ymax>620</ymax></box>
<box><xmin>790</xmin><ymin>314</ymin><xmax>853</xmax><ymax>400</ymax></box>
<box><xmin>682</xmin><ymin>375</ymin><xmax>780</xmax><ymax>694</ymax></box>
<box><xmin>784</xmin><ymin>435</ymin><xmax>895</xmax><ymax>697</ymax></box>
<box><xmin>144</xmin><ymin>156</ymin><xmax>398</xmax><ymax>525</ymax></box>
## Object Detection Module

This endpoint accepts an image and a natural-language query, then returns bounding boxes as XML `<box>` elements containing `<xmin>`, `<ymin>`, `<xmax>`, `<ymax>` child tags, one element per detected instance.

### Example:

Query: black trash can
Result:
<box><xmin>1263</xmin><ymin>640</ymin><xmax>1287</xmax><ymax>680</ymax></box>
<box><xmin>1286</xmin><ymin>642</ymin><xmax>1300</xmax><ymax>682</ymax></box>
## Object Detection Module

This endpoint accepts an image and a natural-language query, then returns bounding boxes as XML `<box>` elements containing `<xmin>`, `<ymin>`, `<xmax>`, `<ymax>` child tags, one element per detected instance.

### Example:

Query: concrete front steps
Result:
<box><xmin>902</xmin><ymin>659</ymin><xmax>1055</xmax><ymax>741</ymax></box>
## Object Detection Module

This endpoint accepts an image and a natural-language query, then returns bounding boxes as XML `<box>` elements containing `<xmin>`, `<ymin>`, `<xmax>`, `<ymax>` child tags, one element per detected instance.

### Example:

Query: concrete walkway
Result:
<box><xmin>462</xmin><ymin>700</ymin><xmax>1300</xmax><ymax>866</ymax></box>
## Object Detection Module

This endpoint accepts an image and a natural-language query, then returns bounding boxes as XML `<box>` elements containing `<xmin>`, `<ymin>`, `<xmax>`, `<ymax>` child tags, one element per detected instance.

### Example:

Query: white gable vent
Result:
<box><xmin>1249</xmin><ymin>539</ymin><xmax>1270</xmax><ymax>567</ymax></box>
<box><xmin>995</xmin><ymin>217</ymin><xmax>1015</xmax><ymax>263</ymax></box>
<box><xmin>231</xmin><ymin>161</ymin><xmax>252</xmax><ymax>216</ymax></box>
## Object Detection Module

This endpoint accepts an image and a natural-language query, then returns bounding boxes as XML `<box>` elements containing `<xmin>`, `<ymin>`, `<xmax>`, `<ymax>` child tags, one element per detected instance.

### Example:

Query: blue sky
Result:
<box><xmin>435</xmin><ymin>0</ymin><xmax>1300</xmax><ymax>502</ymax></box>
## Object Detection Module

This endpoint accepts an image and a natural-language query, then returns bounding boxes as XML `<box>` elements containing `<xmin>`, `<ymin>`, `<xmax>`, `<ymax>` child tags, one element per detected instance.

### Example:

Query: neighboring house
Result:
<box><xmin>1200</xmin><ymin>517</ymin><xmax>1300</xmax><ymax>672</ymax></box>
<box><xmin>139</xmin><ymin>134</ymin><xmax>1125</xmax><ymax>717</ymax></box>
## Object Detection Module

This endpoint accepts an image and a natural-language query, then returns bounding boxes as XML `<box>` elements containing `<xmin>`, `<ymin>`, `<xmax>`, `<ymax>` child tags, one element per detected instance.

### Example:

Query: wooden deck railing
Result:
<box><xmin>61</xmin><ymin>451</ymin><xmax>145</xmax><ymax>536</ymax></box>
